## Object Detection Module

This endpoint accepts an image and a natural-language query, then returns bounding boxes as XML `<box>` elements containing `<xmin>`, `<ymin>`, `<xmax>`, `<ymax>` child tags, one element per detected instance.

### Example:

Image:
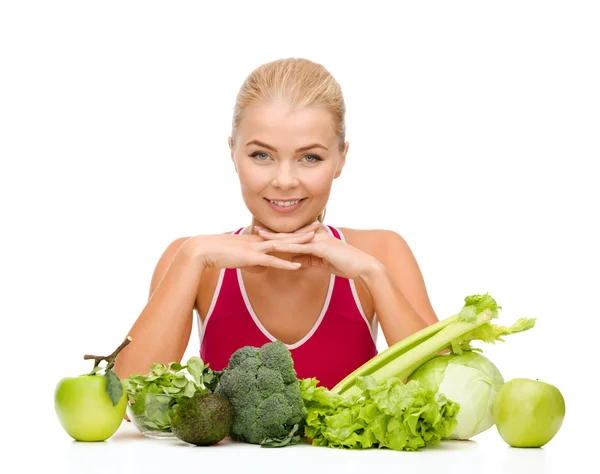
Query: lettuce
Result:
<box><xmin>300</xmin><ymin>376</ymin><xmax>460</xmax><ymax>451</ymax></box>
<box><xmin>123</xmin><ymin>356</ymin><xmax>220</xmax><ymax>432</ymax></box>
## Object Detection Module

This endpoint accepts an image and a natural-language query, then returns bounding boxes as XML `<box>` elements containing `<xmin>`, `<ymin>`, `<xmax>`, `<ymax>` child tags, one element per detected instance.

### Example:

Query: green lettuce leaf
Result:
<box><xmin>300</xmin><ymin>375</ymin><xmax>459</xmax><ymax>451</ymax></box>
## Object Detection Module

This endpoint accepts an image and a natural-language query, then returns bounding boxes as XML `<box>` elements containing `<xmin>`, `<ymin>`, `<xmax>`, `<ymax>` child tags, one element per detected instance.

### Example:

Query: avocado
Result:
<box><xmin>170</xmin><ymin>392</ymin><xmax>235</xmax><ymax>446</ymax></box>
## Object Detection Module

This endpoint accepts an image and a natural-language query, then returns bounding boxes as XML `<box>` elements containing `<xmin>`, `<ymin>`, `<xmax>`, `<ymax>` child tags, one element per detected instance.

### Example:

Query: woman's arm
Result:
<box><xmin>359</xmin><ymin>230</ymin><xmax>439</xmax><ymax>347</ymax></box>
<box><xmin>113</xmin><ymin>236</ymin><xmax>206</xmax><ymax>381</ymax></box>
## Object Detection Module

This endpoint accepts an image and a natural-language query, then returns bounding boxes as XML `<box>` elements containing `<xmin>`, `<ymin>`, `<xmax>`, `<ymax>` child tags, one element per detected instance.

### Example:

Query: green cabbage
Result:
<box><xmin>407</xmin><ymin>351</ymin><xmax>504</xmax><ymax>440</ymax></box>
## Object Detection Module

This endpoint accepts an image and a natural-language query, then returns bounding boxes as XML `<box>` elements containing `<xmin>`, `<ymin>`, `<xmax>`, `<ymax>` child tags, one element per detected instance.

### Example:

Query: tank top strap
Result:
<box><xmin>198</xmin><ymin>226</ymin><xmax>247</xmax><ymax>346</ymax></box>
<box><xmin>323</xmin><ymin>224</ymin><xmax>378</xmax><ymax>345</ymax></box>
<box><xmin>325</xmin><ymin>224</ymin><xmax>341</xmax><ymax>240</ymax></box>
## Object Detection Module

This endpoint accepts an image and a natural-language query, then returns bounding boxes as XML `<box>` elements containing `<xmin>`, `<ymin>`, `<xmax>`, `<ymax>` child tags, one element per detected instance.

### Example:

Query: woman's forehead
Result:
<box><xmin>239</xmin><ymin>104</ymin><xmax>336</xmax><ymax>144</ymax></box>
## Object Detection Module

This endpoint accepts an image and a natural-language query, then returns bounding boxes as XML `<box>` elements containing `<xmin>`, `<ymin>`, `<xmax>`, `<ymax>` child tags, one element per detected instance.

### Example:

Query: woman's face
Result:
<box><xmin>229</xmin><ymin>103</ymin><xmax>348</xmax><ymax>233</ymax></box>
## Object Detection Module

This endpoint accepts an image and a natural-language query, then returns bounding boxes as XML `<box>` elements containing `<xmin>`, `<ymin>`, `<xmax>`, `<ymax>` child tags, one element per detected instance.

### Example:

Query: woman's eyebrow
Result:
<box><xmin>245</xmin><ymin>140</ymin><xmax>328</xmax><ymax>152</ymax></box>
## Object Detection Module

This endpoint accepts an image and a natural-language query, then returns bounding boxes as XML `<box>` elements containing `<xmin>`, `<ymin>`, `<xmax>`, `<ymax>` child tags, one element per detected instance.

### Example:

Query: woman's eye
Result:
<box><xmin>249</xmin><ymin>152</ymin><xmax>323</xmax><ymax>163</ymax></box>
<box><xmin>250</xmin><ymin>152</ymin><xmax>270</xmax><ymax>161</ymax></box>
<box><xmin>303</xmin><ymin>155</ymin><xmax>323</xmax><ymax>163</ymax></box>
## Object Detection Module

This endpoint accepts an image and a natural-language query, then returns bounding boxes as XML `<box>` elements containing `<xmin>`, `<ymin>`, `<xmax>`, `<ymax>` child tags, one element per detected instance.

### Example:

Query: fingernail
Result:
<box><xmin>292</xmin><ymin>262</ymin><xmax>302</xmax><ymax>267</ymax></box>
<box><xmin>254</xmin><ymin>225</ymin><xmax>263</xmax><ymax>230</ymax></box>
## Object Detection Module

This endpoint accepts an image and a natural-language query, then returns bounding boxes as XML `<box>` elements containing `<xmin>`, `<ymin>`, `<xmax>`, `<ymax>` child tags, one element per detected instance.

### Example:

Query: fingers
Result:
<box><xmin>291</xmin><ymin>255</ymin><xmax>326</xmax><ymax>269</ymax></box>
<box><xmin>293</xmin><ymin>221</ymin><xmax>320</xmax><ymax>234</ymax></box>
<box><xmin>271</xmin><ymin>242</ymin><xmax>317</xmax><ymax>254</ymax></box>
<box><xmin>259</xmin><ymin>255</ymin><xmax>302</xmax><ymax>270</ymax></box>
<box><xmin>241</xmin><ymin>232</ymin><xmax>315</xmax><ymax>271</ymax></box>
<box><xmin>239</xmin><ymin>265</ymin><xmax>267</xmax><ymax>274</ymax></box>
<box><xmin>254</xmin><ymin>221</ymin><xmax>319</xmax><ymax>236</ymax></box>
<box><xmin>241</xmin><ymin>249</ymin><xmax>304</xmax><ymax>271</ymax></box>
<box><xmin>254</xmin><ymin>231</ymin><xmax>315</xmax><ymax>252</ymax></box>
<box><xmin>258</xmin><ymin>228</ymin><xmax>316</xmax><ymax>240</ymax></box>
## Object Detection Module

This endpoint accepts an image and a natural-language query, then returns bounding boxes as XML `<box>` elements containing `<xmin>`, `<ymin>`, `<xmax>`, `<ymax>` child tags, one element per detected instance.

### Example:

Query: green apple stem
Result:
<box><xmin>84</xmin><ymin>336</ymin><xmax>132</xmax><ymax>375</ymax></box>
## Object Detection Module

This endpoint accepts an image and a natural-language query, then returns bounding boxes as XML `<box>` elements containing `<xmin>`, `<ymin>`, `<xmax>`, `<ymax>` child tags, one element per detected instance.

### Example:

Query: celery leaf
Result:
<box><xmin>450</xmin><ymin>317</ymin><xmax>536</xmax><ymax>354</ymax></box>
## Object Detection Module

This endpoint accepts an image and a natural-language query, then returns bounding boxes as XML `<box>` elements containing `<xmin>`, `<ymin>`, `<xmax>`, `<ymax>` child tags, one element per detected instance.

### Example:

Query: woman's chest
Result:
<box><xmin>196</xmin><ymin>267</ymin><xmax>375</xmax><ymax>346</ymax></box>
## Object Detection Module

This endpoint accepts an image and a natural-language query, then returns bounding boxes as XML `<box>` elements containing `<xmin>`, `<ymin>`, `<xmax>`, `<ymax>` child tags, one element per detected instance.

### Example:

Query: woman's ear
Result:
<box><xmin>334</xmin><ymin>141</ymin><xmax>349</xmax><ymax>179</ymax></box>
<box><xmin>228</xmin><ymin>136</ymin><xmax>237</xmax><ymax>172</ymax></box>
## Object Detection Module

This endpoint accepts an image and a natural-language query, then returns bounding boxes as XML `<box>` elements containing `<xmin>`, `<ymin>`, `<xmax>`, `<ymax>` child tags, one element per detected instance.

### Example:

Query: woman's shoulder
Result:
<box><xmin>333</xmin><ymin>225</ymin><xmax>411</xmax><ymax>261</ymax></box>
<box><xmin>334</xmin><ymin>225</ymin><xmax>402</xmax><ymax>246</ymax></box>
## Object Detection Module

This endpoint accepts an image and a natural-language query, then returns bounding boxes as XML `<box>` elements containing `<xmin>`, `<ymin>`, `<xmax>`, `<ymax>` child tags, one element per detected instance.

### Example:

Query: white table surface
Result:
<box><xmin>17</xmin><ymin>417</ymin><xmax>585</xmax><ymax>474</ymax></box>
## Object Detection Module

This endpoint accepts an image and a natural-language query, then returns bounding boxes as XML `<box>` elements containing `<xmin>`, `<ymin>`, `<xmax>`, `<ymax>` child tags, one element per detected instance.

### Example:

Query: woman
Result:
<box><xmin>114</xmin><ymin>58</ymin><xmax>439</xmax><ymax>390</ymax></box>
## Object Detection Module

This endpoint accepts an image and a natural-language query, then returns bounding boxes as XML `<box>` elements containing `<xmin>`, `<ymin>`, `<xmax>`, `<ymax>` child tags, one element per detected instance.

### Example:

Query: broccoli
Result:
<box><xmin>215</xmin><ymin>340</ymin><xmax>307</xmax><ymax>447</ymax></box>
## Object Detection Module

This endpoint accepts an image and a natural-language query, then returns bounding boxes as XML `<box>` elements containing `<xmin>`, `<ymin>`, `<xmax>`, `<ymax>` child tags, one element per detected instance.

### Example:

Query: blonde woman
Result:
<box><xmin>115</xmin><ymin>58</ymin><xmax>439</xmax><ymax>390</ymax></box>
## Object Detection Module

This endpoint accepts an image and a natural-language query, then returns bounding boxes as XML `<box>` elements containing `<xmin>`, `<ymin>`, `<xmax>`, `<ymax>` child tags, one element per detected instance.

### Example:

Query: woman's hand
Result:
<box><xmin>255</xmin><ymin>223</ymin><xmax>383</xmax><ymax>282</ymax></box>
<box><xmin>192</xmin><ymin>221</ymin><xmax>320</xmax><ymax>273</ymax></box>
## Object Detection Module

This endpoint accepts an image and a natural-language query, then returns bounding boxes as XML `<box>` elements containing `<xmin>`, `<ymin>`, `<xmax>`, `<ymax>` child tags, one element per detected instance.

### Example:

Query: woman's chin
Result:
<box><xmin>273</xmin><ymin>217</ymin><xmax>320</xmax><ymax>232</ymax></box>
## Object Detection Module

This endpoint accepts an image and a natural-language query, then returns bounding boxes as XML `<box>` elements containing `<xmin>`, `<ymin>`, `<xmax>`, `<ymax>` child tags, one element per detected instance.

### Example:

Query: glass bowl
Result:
<box><xmin>126</xmin><ymin>392</ymin><xmax>179</xmax><ymax>439</ymax></box>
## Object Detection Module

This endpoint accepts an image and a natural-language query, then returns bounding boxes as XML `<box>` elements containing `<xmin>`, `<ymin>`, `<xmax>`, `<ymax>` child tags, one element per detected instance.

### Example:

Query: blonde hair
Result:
<box><xmin>231</xmin><ymin>58</ymin><xmax>346</xmax><ymax>224</ymax></box>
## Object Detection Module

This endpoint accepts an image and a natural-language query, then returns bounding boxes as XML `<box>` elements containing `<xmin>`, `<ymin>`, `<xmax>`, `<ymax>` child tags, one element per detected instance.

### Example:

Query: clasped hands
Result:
<box><xmin>253</xmin><ymin>221</ymin><xmax>383</xmax><ymax>283</ymax></box>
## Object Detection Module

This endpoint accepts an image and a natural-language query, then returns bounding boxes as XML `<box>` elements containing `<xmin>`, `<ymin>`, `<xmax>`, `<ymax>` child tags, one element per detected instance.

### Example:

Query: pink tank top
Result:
<box><xmin>198</xmin><ymin>224</ymin><xmax>378</xmax><ymax>389</ymax></box>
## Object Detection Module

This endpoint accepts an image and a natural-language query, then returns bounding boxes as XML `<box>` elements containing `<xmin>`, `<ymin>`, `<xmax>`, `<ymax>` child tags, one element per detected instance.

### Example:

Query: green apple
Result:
<box><xmin>54</xmin><ymin>375</ymin><xmax>127</xmax><ymax>441</ymax></box>
<box><xmin>56</xmin><ymin>336</ymin><xmax>132</xmax><ymax>441</ymax></box>
<box><xmin>55</xmin><ymin>374</ymin><xmax>127</xmax><ymax>442</ymax></box>
<box><xmin>493</xmin><ymin>377</ymin><xmax>565</xmax><ymax>448</ymax></box>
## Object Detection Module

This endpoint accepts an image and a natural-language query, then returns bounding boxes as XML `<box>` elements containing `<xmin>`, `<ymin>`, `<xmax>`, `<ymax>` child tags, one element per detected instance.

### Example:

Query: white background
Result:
<box><xmin>1</xmin><ymin>1</ymin><xmax>598</xmax><ymax>472</ymax></box>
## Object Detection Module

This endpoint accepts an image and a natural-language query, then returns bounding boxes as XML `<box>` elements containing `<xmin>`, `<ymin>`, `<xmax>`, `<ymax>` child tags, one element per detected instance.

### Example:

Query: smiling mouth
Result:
<box><xmin>264</xmin><ymin>198</ymin><xmax>307</xmax><ymax>207</ymax></box>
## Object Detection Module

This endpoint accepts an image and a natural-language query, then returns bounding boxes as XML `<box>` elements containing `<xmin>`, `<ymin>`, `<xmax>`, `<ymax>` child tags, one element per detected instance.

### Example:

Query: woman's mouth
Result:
<box><xmin>264</xmin><ymin>197</ymin><xmax>307</xmax><ymax>213</ymax></box>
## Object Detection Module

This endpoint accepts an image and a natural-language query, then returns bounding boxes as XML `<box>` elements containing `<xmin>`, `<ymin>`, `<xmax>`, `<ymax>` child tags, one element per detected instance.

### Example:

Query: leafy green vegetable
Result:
<box><xmin>260</xmin><ymin>424</ymin><xmax>303</xmax><ymax>448</ymax></box>
<box><xmin>123</xmin><ymin>356</ymin><xmax>221</xmax><ymax>432</ymax></box>
<box><xmin>407</xmin><ymin>351</ymin><xmax>504</xmax><ymax>439</ymax></box>
<box><xmin>301</xmin><ymin>375</ymin><xmax>460</xmax><ymax>451</ymax></box>
<box><xmin>332</xmin><ymin>293</ymin><xmax>535</xmax><ymax>398</ymax></box>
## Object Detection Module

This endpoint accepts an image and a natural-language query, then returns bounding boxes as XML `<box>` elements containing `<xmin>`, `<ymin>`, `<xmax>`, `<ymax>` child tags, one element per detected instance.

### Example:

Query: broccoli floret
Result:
<box><xmin>215</xmin><ymin>341</ymin><xmax>307</xmax><ymax>447</ymax></box>
<box><xmin>215</xmin><ymin>367</ymin><xmax>257</xmax><ymax>399</ymax></box>
<box><xmin>228</xmin><ymin>346</ymin><xmax>260</xmax><ymax>369</ymax></box>
<box><xmin>282</xmin><ymin>379</ymin><xmax>306</xmax><ymax>425</ymax></box>
<box><xmin>256</xmin><ymin>367</ymin><xmax>285</xmax><ymax>397</ymax></box>
<box><xmin>259</xmin><ymin>340</ymin><xmax>298</xmax><ymax>383</ymax></box>
<box><xmin>237</xmin><ymin>356</ymin><xmax>262</xmax><ymax>373</ymax></box>
<box><xmin>231</xmin><ymin>406</ymin><xmax>256</xmax><ymax>442</ymax></box>
<box><xmin>255</xmin><ymin>393</ymin><xmax>292</xmax><ymax>439</ymax></box>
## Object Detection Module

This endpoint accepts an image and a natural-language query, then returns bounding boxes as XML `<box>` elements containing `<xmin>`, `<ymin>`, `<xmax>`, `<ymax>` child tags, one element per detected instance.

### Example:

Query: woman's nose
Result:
<box><xmin>271</xmin><ymin>163</ymin><xmax>299</xmax><ymax>189</ymax></box>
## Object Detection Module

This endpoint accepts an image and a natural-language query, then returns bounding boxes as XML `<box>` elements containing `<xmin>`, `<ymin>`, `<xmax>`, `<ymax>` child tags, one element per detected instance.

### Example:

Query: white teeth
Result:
<box><xmin>270</xmin><ymin>199</ymin><xmax>302</xmax><ymax>207</ymax></box>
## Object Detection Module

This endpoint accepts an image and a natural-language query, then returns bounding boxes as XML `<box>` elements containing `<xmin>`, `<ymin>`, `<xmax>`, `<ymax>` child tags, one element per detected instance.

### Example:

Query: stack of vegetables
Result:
<box><xmin>125</xmin><ymin>292</ymin><xmax>539</xmax><ymax>451</ymax></box>
<box><xmin>301</xmin><ymin>293</ymin><xmax>535</xmax><ymax>450</ymax></box>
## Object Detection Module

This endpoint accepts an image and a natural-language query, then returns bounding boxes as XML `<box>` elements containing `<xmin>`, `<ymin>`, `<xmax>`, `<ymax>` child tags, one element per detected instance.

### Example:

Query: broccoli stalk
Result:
<box><xmin>215</xmin><ymin>341</ymin><xmax>306</xmax><ymax>447</ymax></box>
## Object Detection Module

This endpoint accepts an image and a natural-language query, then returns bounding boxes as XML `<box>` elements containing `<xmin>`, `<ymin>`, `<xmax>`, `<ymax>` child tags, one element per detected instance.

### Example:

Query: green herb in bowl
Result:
<box><xmin>123</xmin><ymin>356</ymin><xmax>221</xmax><ymax>438</ymax></box>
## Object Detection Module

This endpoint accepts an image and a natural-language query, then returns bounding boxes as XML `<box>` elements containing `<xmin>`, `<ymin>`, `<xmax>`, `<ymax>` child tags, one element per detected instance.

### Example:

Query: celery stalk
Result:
<box><xmin>333</xmin><ymin>293</ymin><xmax>534</xmax><ymax>398</ymax></box>
<box><xmin>340</xmin><ymin>310</ymin><xmax>495</xmax><ymax>398</ymax></box>
<box><xmin>331</xmin><ymin>312</ymin><xmax>460</xmax><ymax>394</ymax></box>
